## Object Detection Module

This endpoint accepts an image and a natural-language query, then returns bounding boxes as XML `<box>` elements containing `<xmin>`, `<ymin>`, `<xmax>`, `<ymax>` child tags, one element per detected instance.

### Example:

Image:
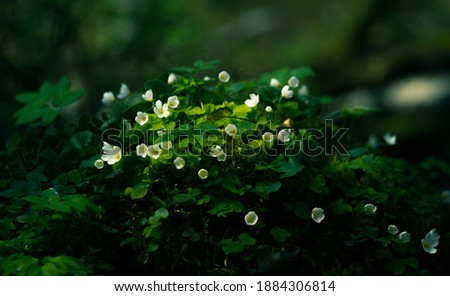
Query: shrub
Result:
<box><xmin>1</xmin><ymin>61</ymin><xmax>448</xmax><ymax>275</ymax></box>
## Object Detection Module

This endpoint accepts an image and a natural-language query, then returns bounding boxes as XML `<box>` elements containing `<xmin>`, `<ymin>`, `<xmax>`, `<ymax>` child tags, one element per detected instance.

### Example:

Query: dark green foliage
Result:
<box><xmin>0</xmin><ymin>62</ymin><xmax>448</xmax><ymax>275</ymax></box>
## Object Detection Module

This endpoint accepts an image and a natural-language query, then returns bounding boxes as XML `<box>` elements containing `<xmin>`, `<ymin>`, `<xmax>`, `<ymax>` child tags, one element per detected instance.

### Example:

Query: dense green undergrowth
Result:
<box><xmin>1</xmin><ymin>61</ymin><xmax>448</xmax><ymax>275</ymax></box>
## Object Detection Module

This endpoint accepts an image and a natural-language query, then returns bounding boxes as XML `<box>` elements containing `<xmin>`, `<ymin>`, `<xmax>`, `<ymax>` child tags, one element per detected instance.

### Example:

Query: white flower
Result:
<box><xmin>203</xmin><ymin>76</ymin><xmax>211</xmax><ymax>81</ymax></box>
<box><xmin>209</xmin><ymin>145</ymin><xmax>223</xmax><ymax>157</ymax></box>
<box><xmin>277</xmin><ymin>129</ymin><xmax>291</xmax><ymax>143</ymax></box>
<box><xmin>398</xmin><ymin>231</ymin><xmax>410</xmax><ymax>243</ymax></box>
<box><xmin>198</xmin><ymin>169</ymin><xmax>208</xmax><ymax>180</ymax></box>
<box><xmin>288</xmin><ymin>76</ymin><xmax>299</xmax><ymax>88</ymax></box>
<box><xmin>364</xmin><ymin>203</ymin><xmax>377</xmax><ymax>213</ymax></box>
<box><xmin>168</xmin><ymin>73</ymin><xmax>177</xmax><ymax>85</ymax></box>
<box><xmin>265</xmin><ymin>106</ymin><xmax>273</xmax><ymax>113</ymax></box>
<box><xmin>388</xmin><ymin>225</ymin><xmax>399</xmax><ymax>235</ymax></box>
<box><xmin>154</xmin><ymin>100</ymin><xmax>169</xmax><ymax>118</ymax></box>
<box><xmin>421</xmin><ymin>228</ymin><xmax>439</xmax><ymax>254</ymax></box>
<box><xmin>383</xmin><ymin>132</ymin><xmax>397</xmax><ymax>145</ymax></box>
<box><xmin>173</xmin><ymin>157</ymin><xmax>185</xmax><ymax>169</ymax></box>
<box><xmin>117</xmin><ymin>83</ymin><xmax>130</xmax><ymax>99</ymax></box>
<box><xmin>311</xmin><ymin>207</ymin><xmax>325</xmax><ymax>223</ymax></box>
<box><xmin>262</xmin><ymin>132</ymin><xmax>274</xmax><ymax>142</ymax></box>
<box><xmin>167</xmin><ymin>95</ymin><xmax>179</xmax><ymax>109</ymax></box>
<box><xmin>142</xmin><ymin>90</ymin><xmax>153</xmax><ymax>102</ymax></box>
<box><xmin>244</xmin><ymin>211</ymin><xmax>258</xmax><ymax>226</ymax></box>
<box><xmin>281</xmin><ymin>85</ymin><xmax>294</xmax><ymax>98</ymax></box>
<box><xmin>101</xmin><ymin>141</ymin><xmax>122</xmax><ymax>165</ymax></box>
<box><xmin>270</xmin><ymin>78</ymin><xmax>281</xmax><ymax>88</ymax></box>
<box><xmin>245</xmin><ymin>93</ymin><xmax>259</xmax><ymax>108</ymax></box>
<box><xmin>136</xmin><ymin>143</ymin><xmax>149</xmax><ymax>158</ymax></box>
<box><xmin>160</xmin><ymin>141</ymin><xmax>173</xmax><ymax>150</ymax></box>
<box><xmin>217</xmin><ymin>151</ymin><xmax>227</xmax><ymax>162</ymax></box>
<box><xmin>218</xmin><ymin>71</ymin><xmax>230</xmax><ymax>83</ymax></box>
<box><xmin>94</xmin><ymin>159</ymin><xmax>104</xmax><ymax>169</ymax></box>
<box><xmin>225</xmin><ymin>124</ymin><xmax>238</xmax><ymax>136</ymax></box>
<box><xmin>148</xmin><ymin>144</ymin><xmax>162</xmax><ymax>159</ymax></box>
<box><xmin>135</xmin><ymin>111</ymin><xmax>149</xmax><ymax>126</ymax></box>
<box><xmin>298</xmin><ymin>85</ymin><xmax>309</xmax><ymax>96</ymax></box>
<box><xmin>425</xmin><ymin>228</ymin><xmax>440</xmax><ymax>242</ymax></box>
<box><xmin>102</xmin><ymin>92</ymin><xmax>116</xmax><ymax>105</ymax></box>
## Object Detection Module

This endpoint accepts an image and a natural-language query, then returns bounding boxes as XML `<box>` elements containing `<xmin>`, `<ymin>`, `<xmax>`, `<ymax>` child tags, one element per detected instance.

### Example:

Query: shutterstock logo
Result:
<box><xmin>100</xmin><ymin>119</ymin><xmax>349</xmax><ymax>158</ymax></box>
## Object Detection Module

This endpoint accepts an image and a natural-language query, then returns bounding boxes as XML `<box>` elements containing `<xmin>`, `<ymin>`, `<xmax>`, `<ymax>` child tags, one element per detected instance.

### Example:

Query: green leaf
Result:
<box><xmin>16</xmin><ymin>92</ymin><xmax>40</xmax><ymax>104</ymax></box>
<box><xmin>63</xmin><ymin>194</ymin><xmax>96</xmax><ymax>213</ymax></box>
<box><xmin>26</xmin><ymin>172</ymin><xmax>47</xmax><ymax>184</ymax></box>
<box><xmin>403</xmin><ymin>257</ymin><xmax>419</xmax><ymax>269</ymax></box>
<box><xmin>39</xmin><ymin>82</ymin><xmax>54</xmax><ymax>99</ymax></box>
<box><xmin>144</xmin><ymin>242</ymin><xmax>159</xmax><ymax>253</ymax></box>
<box><xmin>279</xmin><ymin>161</ymin><xmax>305</xmax><ymax>178</ymax></box>
<box><xmin>196</xmin><ymin>194</ymin><xmax>211</xmax><ymax>205</ymax></box>
<box><xmin>231</xmin><ymin>201</ymin><xmax>243</xmax><ymax>212</ymax></box>
<box><xmin>185</xmin><ymin>106</ymin><xmax>206</xmax><ymax>115</ymax></box>
<box><xmin>59</xmin><ymin>89</ymin><xmax>85</xmax><ymax>107</ymax></box>
<box><xmin>154</xmin><ymin>208</ymin><xmax>169</xmax><ymax>219</ymax></box>
<box><xmin>52</xmin><ymin>77</ymin><xmax>84</xmax><ymax>106</ymax></box>
<box><xmin>143</xmin><ymin>226</ymin><xmax>153</xmax><ymax>238</ymax></box>
<box><xmin>124</xmin><ymin>187</ymin><xmax>133</xmax><ymax>196</ymax></box>
<box><xmin>330</xmin><ymin>199</ymin><xmax>353</xmax><ymax>214</ymax></box>
<box><xmin>70</xmin><ymin>131</ymin><xmax>95</xmax><ymax>152</ymax></box>
<box><xmin>347</xmin><ymin>188</ymin><xmax>366</xmax><ymax>197</ymax></box>
<box><xmin>270</xmin><ymin>226</ymin><xmax>292</xmax><ymax>242</ymax></box>
<box><xmin>252</xmin><ymin>181</ymin><xmax>281</xmax><ymax>199</ymax></box>
<box><xmin>14</xmin><ymin>105</ymin><xmax>45</xmax><ymax>125</ymax></box>
<box><xmin>307</xmin><ymin>175</ymin><xmax>327</xmax><ymax>193</ymax></box>
<box><xmin>232</xmin><ymin>104</ymin><xmax>252</xmax><ymax>118</ymax></box>
<box><xmin>41</xmin><ymin>188</ymin><xmax>59</xmax><ymax>201</ymax></box>
<box><xmin>42</xmin><ymin>108</ymin><xmax>60</xmax><ymax>123</ymax></box>
<box><xmin>130</xmin><ymin>188</ymin><xmax>148</xmax><ymax>200</ymax></box>
<box><xmin>23</xmin><ymin>195</ymin><xmax>47</xmax><ymax>205</ymax></box>
<box><xmin>1</xmin><ymin>256</ymin><xmax>39</xmax><ymax>275</ymax></box>
<box><xmin>41</xmin><ymin>262</ymin><xmax>60</xmax><ymax>276</ymax></box>
<box><xmin>348</xmin><ymin>154</ymin><xmax>377</xmax><ymax>173</ymax></box>
<box><xmin>66</xmin><ymin>169</ymin><xmax>81</xmax><ymax>184</ymax></box>
<box><xmin>219</xmin><ymin>239</ymin><xmax>242</xmax><ymax>255</ymax></box>
<box><xmin>257</xmin><ymin>86</ymin><xmax>280</xmax><ymax>101</ymax></box>
<box><xmin>41</xmin><ymin>256</ymin><xmax>84</xmax><ymax>275</ymax></box>
<box><xmin>182</xmin><ymin>229</ymin><xmax>202</xmax><ymax>241</ymax></box>
<box><xmin>386</xmin><ymin>259</ymin><xmax>405</xmax><ymax>275</ymax></box>
<box><xmin>6</xmin><ymin>131</ymin><xmax>21</xmax><ymax>152</ymax></box>
<box><xmin>48</xmin><ymin>203</ymin><xmax>71</xmax><ymax>213</ymax></box>
<box><xmin>208</xmin><ymin>201</ymin><xmax>243</xmax><ymax>217</ymax></box>
<box><xmin>14</xmin><ymin>77</ymin><xmax>84</xmax><ymax>125</ymax></box>
<box><xmin>238</xmin><ymin>233</ymin><xmax>256</xmax><ymax>245</ymax></box>
<box><xmin>173</xmin><ymin>193</ymin><xmax>192</xmax><ymax>203</ymax></box>
<box><xmin>55</xmin><ymin>76</ymin><xmax>71</xmax><ymax>92</ymax></box>
<box><xmin>0</xmin><ymin>189</ymin><xmax>21</xmax><ymax>198</ymax></box>
<box><xmin>219</xmin><ymin>233</ymin><xmax>256</xmax><ymax>255</ymax></box>
<box><xmin>218</xmin><ymin>176</ymin><xmax>250</xmax><ymax>195</ymax></box>
<box><xmin>120</xmin><ymin>237</ymin><xmax>137</xmax><ymax>247</ymax></box>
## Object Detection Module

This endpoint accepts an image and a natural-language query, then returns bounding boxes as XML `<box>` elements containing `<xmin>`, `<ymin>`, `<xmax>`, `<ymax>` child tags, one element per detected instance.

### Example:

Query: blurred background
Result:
<box><xmin>1</xmin><ymin>0</ymin><xmax>449</xmax><ymax>161</ymax></box>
